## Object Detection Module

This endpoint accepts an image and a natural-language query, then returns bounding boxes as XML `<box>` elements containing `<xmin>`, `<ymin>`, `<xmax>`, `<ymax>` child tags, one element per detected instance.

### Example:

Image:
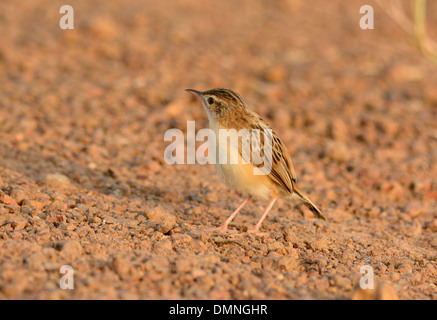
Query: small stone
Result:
<box><xmin>396</xmin><ymin>264</ymin><xmax>412</xmax><ymax>274</ymax></box>
<box><xmin>10</xmin><ymin>231</ymin><xmax>24</xmax><ymax>239</ymax></box>
<box><xmin>174</xmin><ymin>258</ymin><xmax>192</xmax><ymax>273</ymax></box>
<box><xmin>40</xmin><ymin>174</ymin><xmax>72</xmax><ymax>190</ymax></box>
<box><xmin>51</xmin><ymin>200</ymin><xmax>68</xmax><ymax>212</ymax></box>
<box><xmin>277</xmin><ymin>254</ymin><xmax>300</xmax><ymax>271</ymax></box>
<box><xmin>0</xmin><ymin>190</ymin><xmax>19</xmax><ymax>209</ymax></box>
<box><xmin>410</xmin><ymin>220</ymin><xmax>422</xmax><ymax>236</ymax></box>
<box><xmin>145</xmin><ymin>204</ymin><xmax>166</xmax><ymax>219</ymax></box>
<box><xmin>329</xmin><ymin>118</ymin><xmax>349</xmax><ymax>142</ymax></box>
<box><xmin>60</xmin><ymin>240</ymin><xmax>83</xmax><ymax>258</ymax></box>
<box><xmin>145</xmin><ymin>161</ymin><xmax>161</xmax><ymax>174</ymax></box>
<box><xmin>324</xmin><ymin>140</ymin><xmax>350</xmax><ymax>162</ymax></box>
<box><xmin>391</xmin><ymin>64</ymin><xmax>423</xmax><ymax>82</ymax></box>
<box><xmin>283</xmin><ymin>228</ymin><xmax>296</xmax><ymax>243</ymax></box>
<box><xmin>11</xmin><ymin>219</ymin><xmax>28</xmax><ymax>231</ymax></box>
<box><xmin>23</xmin><ymin>199</ymin><xmax>47</xmax><ymax>210</ymax></box>
<box><xmin>273</xmin><ymin>108</ymin><xmax>291</xmax><ymax>129</ymax></box>
<box><xmin>411</xmin><ymin>272</ymin><xmax>422</xmax><ymax>285</ymax></box>
<box><xmin>112</xmin><ymin>256</ymin><xmax>131</xmax><ymax>276</ymax></box>
<box><xmin>114</xmin><ymin>181</ymin><xmax>131</xmax><ymax>196</ymax></box>
<box><xmin>90</xmin><ymin>17</ymin><xmax>118</xmax><ymax>40</ymax></box>
<box><xmin>267</xmin><ymin>241</ymin><xmax>287</xmax><ymax>255</ymax></box>
<box><xmin>75</xmin><ymin>204</ymin><xmax>92</xmax><ymax>214</ymax></box>
<box><xmin>20</xmin><ymin>205</ymin><xmax>35</xmax><ymax>216</ymax></box>
<box><xmin>92</xmin><ymin>216</ymin><xmax>102</xmax><ymax>224</ymax></box>
<box><xmin>404</xmin><ymin>204</ymin><xmax>423</xmax><ymax>218</ymax></box>
<box><xmin>10</xmin><ymin>188</ymin><xmax>29</xmax><ymax>205</ymax></box>
<box><xmin>425</xmin><ymin>263</ymin><xmax>437</xmax><ymax>275</ymax></box>
<box><xmin>46</xmin><ymin>213</ymin><xmax>67</xmax><ymax>223</ymax></box>
<box><xmin>0</xmin><ymin>214</ymin><xmax>28</xmax><ymax>230</ymax></box>
<box><xmin>144</xmin><ymin>204</ymin><xmax>176</xmax><ymax>234</ymax></box>
<box><xmin>144</xmin><ymin>218</ymin><xmax>175</xmax><ymax>234</ymax></box>
<box><xmin>309</xmin><ymin>239</ymin><xmax>329</xmax><ymax>251</ymax></box>
<box><xmin>153</xmin><ymin>239</ymin><xmax>173</xmax><ymax>255</ymax></box>
<box><xmin>59</xmin><ymin>223</ymin><xmax>76</xmax><ymax>231</ymax></box>
<box><xmin>203</xmin><ymin>192</ymin><xmax>218</xmax><ymax>203</ymax></box>
<box><xmin>265</xmin><ymin>66</ymin><xmax>288</xmax><ymax>83</ymax></box>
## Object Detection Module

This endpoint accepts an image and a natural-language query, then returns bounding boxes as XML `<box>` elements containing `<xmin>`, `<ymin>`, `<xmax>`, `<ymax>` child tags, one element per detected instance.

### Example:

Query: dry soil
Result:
<box><xmin>0</xmin><ymin>0</ymin><xmax>436</xmax><ymax>299</ymax></box>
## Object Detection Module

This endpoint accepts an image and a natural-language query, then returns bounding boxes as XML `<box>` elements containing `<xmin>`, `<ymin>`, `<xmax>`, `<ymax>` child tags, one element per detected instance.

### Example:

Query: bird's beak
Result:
<box><xmin>185</xmin><ymin>89</ymin><xmax>203</xmax><ymax>99</ymax></box>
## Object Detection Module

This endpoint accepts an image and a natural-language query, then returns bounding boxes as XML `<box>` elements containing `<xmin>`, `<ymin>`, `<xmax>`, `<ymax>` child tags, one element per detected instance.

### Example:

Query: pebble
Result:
<box><xmin>40</xmin><ymin>174</ymin><xmax>72</xmax><ymax>190</ymax></box>
<box><xmin>396</xmin><ymin>264</ymin><xmax>412</xmax><ymax>274</ymax></box>
<box><xmin>265</xmin><ymin>66</ymin><xmax>288</xmax><ymax>83</ymax></box>
<box><xmin>329</xmin><ymin>118</ymin><xmax>349</xmax><ymax>142</ymax></box>
<box><xmin>308</xmin><ymin>239</ymin><xmax>329</xmax><ymax>251</ymax></box>
<box><xmin>60</xmin><ymin>240</ymin><xmax>83</xmax><ymax>258</ymax></box>
<box><xmin>10</xmin><ymin>188</ymin><xmax>29</xmax><ymax>205</ymax></box>
<box><xmin>20</xmin><ymin>205</ymin><xmax>35</xmax><ymax>216</ymax></box>
<box><xmin>0</xmin><ymin>190</ymin><xmax>20</xmax><ymax>210</ymax></box>
<box><xmin>152</xmin><ymin>239</ymin><xmax>174</xmax><ymax>255</ymax></box>
<box><xmin>324</xmin><ymin>140</ymin><xmax>350</xmax><ymax>162</ymax></box>
<box><xmin>144</xmin><ymin>205</ymin><xmax>176</xmax><ymax>234</ymax></box>
<box><xmin>112</xmin><ymin>256</ymin><xmax>131</xmax><ymax>276</ymax></box>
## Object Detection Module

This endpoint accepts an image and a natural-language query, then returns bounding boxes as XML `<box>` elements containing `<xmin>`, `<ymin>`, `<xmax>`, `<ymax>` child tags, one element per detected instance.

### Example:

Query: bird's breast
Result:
<box><xmin>209</xmin><ymin>120</ymin><xmax>274</xmax><ymax>200</ymax></box>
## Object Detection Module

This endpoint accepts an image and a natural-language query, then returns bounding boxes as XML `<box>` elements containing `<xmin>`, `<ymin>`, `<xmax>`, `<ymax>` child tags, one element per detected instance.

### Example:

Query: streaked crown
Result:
<box><xmin>186</xmin><ymin>88</ymin><xmax>247</xmax><ymax>119</ymax></box>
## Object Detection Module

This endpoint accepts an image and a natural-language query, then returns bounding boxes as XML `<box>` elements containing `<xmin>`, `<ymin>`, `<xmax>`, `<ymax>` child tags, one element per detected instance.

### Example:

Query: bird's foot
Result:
<box><xmin>245</xmin><ymin>228</ymin><xmax>270</xmax><ymax>238</ymax></box>
<box><xmin>209</xmin><ymin>225</ymin><xmax>239</xmax><ymax>234</ymax></box>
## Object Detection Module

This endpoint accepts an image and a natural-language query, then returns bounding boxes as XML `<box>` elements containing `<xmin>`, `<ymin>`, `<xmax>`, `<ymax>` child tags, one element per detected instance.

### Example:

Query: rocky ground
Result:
<box><xmin>0</xmin><ymin>0</ymin><xmax>436</xmax><ymax>299</ymax></box>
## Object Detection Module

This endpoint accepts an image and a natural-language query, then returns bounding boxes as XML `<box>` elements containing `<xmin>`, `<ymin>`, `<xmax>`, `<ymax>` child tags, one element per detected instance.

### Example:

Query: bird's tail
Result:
<box><xmin>291</xmin><ymin>183</ymin><xmax>327</xmax><ymax>221</ymax></box>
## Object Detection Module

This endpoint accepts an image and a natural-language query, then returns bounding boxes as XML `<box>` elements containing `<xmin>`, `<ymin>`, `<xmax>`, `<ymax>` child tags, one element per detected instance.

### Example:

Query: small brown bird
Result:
<box><xmin>186</xmin><ymin>88</ymin><xmax>326</xmax><ymax>235</ymax></box>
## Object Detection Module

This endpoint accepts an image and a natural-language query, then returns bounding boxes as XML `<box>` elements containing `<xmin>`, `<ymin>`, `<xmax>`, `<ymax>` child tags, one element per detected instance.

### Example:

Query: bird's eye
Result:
<box><xmin>207</xmin><ymin>97</ymin><xmax>214</xmax><ymax>105</ymax></box>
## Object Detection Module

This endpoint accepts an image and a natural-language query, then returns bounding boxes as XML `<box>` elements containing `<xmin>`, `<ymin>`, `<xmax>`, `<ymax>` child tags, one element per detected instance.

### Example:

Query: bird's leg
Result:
<box><xmin>247</xmin><ymin>196</ymin><xmax>277</xmax><ymax>236</ymax></box>
<box><xmin>211</xmin><ymin>195</ymin><xmax>251</xmax><ymax>233</ymax></box>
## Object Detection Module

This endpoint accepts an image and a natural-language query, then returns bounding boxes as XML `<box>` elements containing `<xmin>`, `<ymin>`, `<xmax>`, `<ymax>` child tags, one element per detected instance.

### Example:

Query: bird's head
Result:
<box><xmin>186</xmin><ymin>88</ymin><xmax>246</xmax><ymax>120</ymax></box>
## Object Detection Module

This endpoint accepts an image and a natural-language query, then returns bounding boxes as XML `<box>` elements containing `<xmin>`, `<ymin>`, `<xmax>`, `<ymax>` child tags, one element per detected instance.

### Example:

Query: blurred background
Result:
<box><xmin>0</xmin><ymin>0</ymin><xmax>436</xmax><ymax>299</ymax></box>
<box><xmin>1</xmin><ymin>0</ymin><xmax>436</xmax><ymax>205</ymax></box>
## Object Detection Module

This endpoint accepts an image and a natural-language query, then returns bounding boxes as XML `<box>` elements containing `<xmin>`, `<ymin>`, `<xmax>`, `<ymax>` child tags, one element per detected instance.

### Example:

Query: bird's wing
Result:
<box><xmin>239</xmin><ymin>117</ymin><xmax>297</xmax><ymax>193</ymax></box>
